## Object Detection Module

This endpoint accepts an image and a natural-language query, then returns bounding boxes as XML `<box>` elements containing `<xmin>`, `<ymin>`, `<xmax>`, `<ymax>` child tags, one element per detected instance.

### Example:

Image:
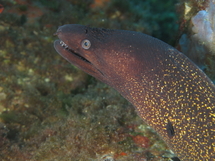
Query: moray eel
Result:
<box><xmin>54</xmin><ymin>24</ymin><xmax>215</xmax><ymax>161</ymax></box>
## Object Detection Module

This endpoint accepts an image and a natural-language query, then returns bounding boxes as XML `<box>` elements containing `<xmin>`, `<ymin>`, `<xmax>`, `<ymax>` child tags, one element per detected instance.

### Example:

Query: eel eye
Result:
<box><xmin>81</xmin><ymin>39</ymin><xmax>91</xmax><ymax>49</ymax></box>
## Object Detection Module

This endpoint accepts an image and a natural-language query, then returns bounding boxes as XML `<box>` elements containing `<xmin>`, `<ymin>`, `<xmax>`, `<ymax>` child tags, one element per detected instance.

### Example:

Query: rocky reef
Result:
<box><xmin>1</xmin><ymin>0</ymin><xmax>214</xmax><ymax>160</ymax></box>
<box><xmin>178</xmin><ymin>0</ymin><xmax>215</xmax><ymax>81</ymax></box>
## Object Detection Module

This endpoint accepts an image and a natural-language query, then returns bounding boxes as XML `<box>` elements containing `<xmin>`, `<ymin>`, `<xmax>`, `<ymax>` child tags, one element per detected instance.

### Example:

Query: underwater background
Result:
<box><xmin>0</xmin><ymin>0</ymin><xmax>214</xmax><ymax>160</ymax></box>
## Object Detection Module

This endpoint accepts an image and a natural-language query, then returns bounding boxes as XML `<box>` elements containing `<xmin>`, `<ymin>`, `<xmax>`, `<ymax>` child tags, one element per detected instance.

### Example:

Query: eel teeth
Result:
<box><xmin>60</xmin><ymin>40</ymin><xmax>68</xmax><ymax>49</ymax></box>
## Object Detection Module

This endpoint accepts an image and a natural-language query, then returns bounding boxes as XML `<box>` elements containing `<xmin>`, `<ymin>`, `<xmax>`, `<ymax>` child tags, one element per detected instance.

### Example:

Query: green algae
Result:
<box><xmin>18</xmin><ymin>5</ymin><xmax>28</xmax><ymax>12</ymax></box>
<box><xmin>0</xmin><ymin>111</ymin><xmax>19</xmax><ymax>123</ymax></box>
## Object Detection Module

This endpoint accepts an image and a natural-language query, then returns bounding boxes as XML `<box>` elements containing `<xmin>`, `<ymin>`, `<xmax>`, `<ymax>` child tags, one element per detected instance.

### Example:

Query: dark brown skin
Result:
<box><xmin>54</xmin><ymin>24</ymin><xmax>215</xmax><ymax>161</ymax></box>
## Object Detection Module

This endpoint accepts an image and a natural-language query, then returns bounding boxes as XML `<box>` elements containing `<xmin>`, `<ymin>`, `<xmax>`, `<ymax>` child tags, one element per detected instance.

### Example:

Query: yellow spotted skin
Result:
<box><xmin>122</xmin><ymin>51</ymin><xmax>215</xmax><ymax>160</ymax></box>
<box><xmin>54</xmin><ymin>24</ymin><xmax>215</xmax><ymax>160</ymax></box>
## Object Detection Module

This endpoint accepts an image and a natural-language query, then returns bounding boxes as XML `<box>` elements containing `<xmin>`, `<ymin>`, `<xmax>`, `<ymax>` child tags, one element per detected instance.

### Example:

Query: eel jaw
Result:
<box><xmin>54</xmin><ymin>39</ymin><xmax>105</xmax><ymax>79</ymax></box>
<box><xmin>59</xmin><ymin>40</ymin><xmax>91</xmax><ymax>64</ymax></box>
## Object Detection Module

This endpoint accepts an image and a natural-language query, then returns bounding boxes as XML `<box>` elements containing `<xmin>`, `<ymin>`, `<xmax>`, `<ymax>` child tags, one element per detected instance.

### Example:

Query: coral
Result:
<box><xmin>192</xmin><ymin>0</ymin><xmax>215</xmax><ymax>51</ymax></box>
<box><xmin>179</xmin><ymin>0</ymin><xmax>215</xmax><ymax>81</ymax></box>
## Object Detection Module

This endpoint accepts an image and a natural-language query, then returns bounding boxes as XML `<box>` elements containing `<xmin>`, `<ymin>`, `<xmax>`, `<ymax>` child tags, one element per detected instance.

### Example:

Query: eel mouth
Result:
<box><xmin>54</xmin><ymin>39</ymin><xmax>105</xmax><ymax>78</ymax></box>
<box><xmin>59</xmin><ymin>40</ymin><xmax>91</xmax><ymax>64</ymax></box>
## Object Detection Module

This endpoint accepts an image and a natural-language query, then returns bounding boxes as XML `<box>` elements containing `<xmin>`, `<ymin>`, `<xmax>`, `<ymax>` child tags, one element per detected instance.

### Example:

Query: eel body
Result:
<box><xmin>54</xmin><ymin>24</ymin><xmax>215</xmax><ymax>160</ymax></box>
